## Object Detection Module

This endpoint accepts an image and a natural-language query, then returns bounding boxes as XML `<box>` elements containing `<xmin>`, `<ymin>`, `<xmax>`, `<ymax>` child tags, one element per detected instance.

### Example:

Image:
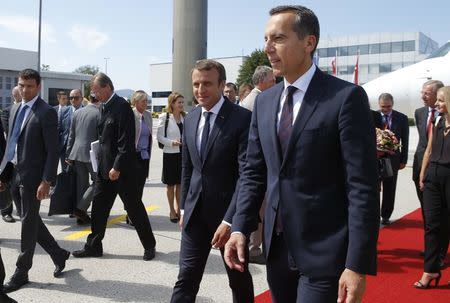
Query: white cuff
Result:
<box><xmin>180</xmin><ymin>209</ymin><xmax>184</xmax><ymax>216</ymax></box>
<box><xmin>221</xmin><ymin>220</ymin><xmax>231</xmax><ymax>227</ymax></box>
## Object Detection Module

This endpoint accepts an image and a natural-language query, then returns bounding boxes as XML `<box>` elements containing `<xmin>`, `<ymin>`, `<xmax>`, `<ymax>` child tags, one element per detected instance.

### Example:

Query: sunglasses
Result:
<box><xmin>69</xmin><ymin>96</ymin><xmax>81</xmax><ymax>100</ymax></box>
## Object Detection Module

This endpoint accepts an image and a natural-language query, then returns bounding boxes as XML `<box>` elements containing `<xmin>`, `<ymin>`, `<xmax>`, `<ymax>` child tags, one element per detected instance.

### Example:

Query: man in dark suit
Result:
<box><xmin>0</xmin><ymin>254</ymin><xmax>16</xmax><ymax>302</ymax></box>
<box><xmin>170</xmin><ymin>60</ymin><xmax>254</xmax><ymax>303</ymax></box>
<box><xmin>65</xmin><ymin>90</ymin><xmax>100</xmax><ymax>224</ymax></box>
<box><xmin>413</xmin><ymin>80</ymin><xmax>448</xmax><ymax>263</ymax></box>
<box><xmin>225</xmin><ymin>6</ymin><xmax>379</xmax><ymax>303</ymax></box>
<box><xmin>72</xmin><ymin>73</ymin><xmax>156</xmax><ymax>260</ymax></box>
<box><xmin>378</xmin><ymin>93</ymin><xmax>409</xmax><ymax>225</ymax></box>
<box><xmin>0</xmin><ymin>69</ymin><xmax>70</xmax><ymax>293</ymax></box>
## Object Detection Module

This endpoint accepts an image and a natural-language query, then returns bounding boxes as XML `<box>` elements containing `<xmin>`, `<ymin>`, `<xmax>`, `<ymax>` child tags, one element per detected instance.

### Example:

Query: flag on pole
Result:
<box><xmin>352</xmin><ymin>51</ymin><xmax>359</xmax><ymax>85</ymax></box>
<box><xmin>331</xmin><ymin>57</ymin><xmax>336</xmax><ymax>76</ymax></box>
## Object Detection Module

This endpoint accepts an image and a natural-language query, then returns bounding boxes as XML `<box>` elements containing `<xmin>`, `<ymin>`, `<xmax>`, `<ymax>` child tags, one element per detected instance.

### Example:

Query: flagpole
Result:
<box><xmin>37</xmin><ymin>0</ymin><xmax>42</xmax><ymax>72</ymax></box>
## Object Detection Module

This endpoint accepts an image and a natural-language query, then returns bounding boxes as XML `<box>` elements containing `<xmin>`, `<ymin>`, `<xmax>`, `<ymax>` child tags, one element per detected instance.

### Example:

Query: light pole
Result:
<box><xmin>104</xmin><ymin>57</ymin><xmax>110</xmax><ymax>74</ymax></box>
<box><xmin>37</xmin><ymin>0</ymin><xmax>42</xmax><ymax>72</ymax></box>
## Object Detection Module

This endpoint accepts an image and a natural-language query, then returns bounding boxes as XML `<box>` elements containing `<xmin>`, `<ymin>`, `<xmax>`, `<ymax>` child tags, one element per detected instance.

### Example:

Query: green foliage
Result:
<box><xmin>236</xmin><ymin>49</ymin><xmax>270</xmax><ymax>87</ymax></box>
<box><xmin>408</xmin><ymin>117</ymin><xmax>415</xmax><ymax>126</ymax></box>
<box><xmin>74</xmin><ymin>65</ymin><xmax>99</xmax><ymax>98</ymax></box>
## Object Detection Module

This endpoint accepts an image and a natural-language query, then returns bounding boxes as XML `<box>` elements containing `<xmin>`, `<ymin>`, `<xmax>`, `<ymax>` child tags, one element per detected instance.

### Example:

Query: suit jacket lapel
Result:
<box><xmin>20</xmin><ymin>98</ymin><xmax>40</xmax><ymax>137</ymax></box>
<box><xmin>281</xmin><ymin>70</ymin><xmax>324</xmax><ymax>170</ymax></box>
<box><xmin>188</xmin><ymin>108</ymin><xmax>202</xmax><ymax>167</ymax></box>
<box><xmin>8</xmin><ymin>104</ymin><xmax>20</xmax><ymax>140</ymax></box>
<box><xmin>270</xmin><ymin>84</ymin><xmax>284</xmax><ymax>168</ymax></box>
<box><xmin>203</xmin><ymin>100</ymin><xmax>232</xmax><ymax>165</ymax></box>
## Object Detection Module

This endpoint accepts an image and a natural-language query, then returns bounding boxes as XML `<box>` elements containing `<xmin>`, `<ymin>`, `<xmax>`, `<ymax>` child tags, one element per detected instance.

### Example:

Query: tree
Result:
<box><xmin>236</xmin><ymin>49</ymin><xmax>270</xmax><ymax>87</ymax></box>
<box><xmin>74</xmin><ymin>65</ymin><xmax>99</xmax><ymax>98</ymax></box>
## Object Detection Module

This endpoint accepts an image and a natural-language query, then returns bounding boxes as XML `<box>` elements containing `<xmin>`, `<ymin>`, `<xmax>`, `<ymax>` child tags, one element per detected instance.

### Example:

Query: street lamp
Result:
<box><xmin>104</xmin><ymin>57</ymin><xmax>110</xmax><ymax>74</ymax></box>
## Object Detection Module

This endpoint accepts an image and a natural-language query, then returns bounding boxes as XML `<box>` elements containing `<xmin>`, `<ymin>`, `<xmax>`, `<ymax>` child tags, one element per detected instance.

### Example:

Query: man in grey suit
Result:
<box><xmin>66</xmin><ymin>91</ymin><xmax>100</xmax><ymax>224</ymax></box>
<box><xmin>0</xmin><ymin>69</ymin><xmax>70</xmax><ymax>293</ymax></box>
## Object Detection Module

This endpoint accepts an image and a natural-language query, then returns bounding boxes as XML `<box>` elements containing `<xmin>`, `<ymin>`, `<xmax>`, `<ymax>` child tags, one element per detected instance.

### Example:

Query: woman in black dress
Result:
<box><xmin>157</xmin><ymin>92</ymin><xmax>185</xmax><ymax>222</ymax></box>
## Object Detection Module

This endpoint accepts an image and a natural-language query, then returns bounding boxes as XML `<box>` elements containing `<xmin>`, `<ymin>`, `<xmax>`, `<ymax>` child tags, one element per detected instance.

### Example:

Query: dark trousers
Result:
<box><xmin>86</xmin><ymin>172</ymin><xmax>156</xmax><ymax>251</ymax></box>
<box><xmin>381</xmin><ymin>171</ymin><xmax>398</xmax><ymax>220</ymax></box>
<box><xmin>414</xmin><ymin>177</ymin><xmax>449</xmax><ymax>257</ymax></box>
<box><xmin>171</xmin><ymin>209</ymin><xmax>254</xmax><ymax>303</ymax></box>
<box><xmin>267</xmin><ymin>233</ymin><xmax>339</xmax><ymax>303</ymax></box>
<box><xmin>12</xmin><ymin>173</ymin><xmax>66</xmax><ymax>274</ymax></box>
<box><xmin>0</xmin><ymin>251</ymin><xmax>5</xmax><ymax>287</ymax></box>
<box><xmin>73</xmin><ymin>161</ymin><xmax>96</xmax><ymax>211</ymax></box>
<box><xmin>423</xmin><ymin>164</ymin><xmax>450</xmax><ymax>273</ymax></box>
<box><xmin>136</xmin><ymin>156</ymin><xmax>149</xmax><ymax>201</ymax></box>
<box><xmin>0</xmin><ymin>185</ymin><xmax>21</xmax><ymax>217</ymax></box>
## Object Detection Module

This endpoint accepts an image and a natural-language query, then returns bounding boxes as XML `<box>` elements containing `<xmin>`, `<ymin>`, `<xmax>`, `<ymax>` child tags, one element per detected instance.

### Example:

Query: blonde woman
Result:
<box><xmin>157</xmin><ymin>92</ymin><xmax>185</xmax><ymax>223</ymax></box>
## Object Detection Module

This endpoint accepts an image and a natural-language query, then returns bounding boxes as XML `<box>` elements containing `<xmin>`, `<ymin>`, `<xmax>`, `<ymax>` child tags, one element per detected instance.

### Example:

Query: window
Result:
<box><xmin>14</xmin><ymin>77</ymin><xmax>18</xmax><ymax>86</ymax></box>
<box><xmin>0</xmin><ymin>97</ymin><xmax>2</xmax><ymax>104</ymax></box>
<box><xmin>327</xmin><ymin>47</ymin><xmax>337</xmax><ymax>57</ymax></box>
<box><xmin>5</xmin><ymin>77</ymin><xmax>12</xmax><ymax>90</ymax></box>
<box><xmin>318</xmin><ymin>48</ymin><xmax>328</xmax><ymax>58</ymax></box>
<box><xmin>370</xmin><ymin>43</ymin><xmax>380</xmax><ymax>54</ymax></box>
<box><xmin>0</xmin><ymin>77</ymin><xmax>3</xmax><ymax>90</ymax></box>
<box><xmin>379</xmin><ymin>63</ymin><xmax>391</xmax><ymax>73</ymax></box>
<box><xmin>380</xmin><ymin>43</ymin><xmax>391</xmax><ymax>53</ymax></box>
<box><xmin>403</xmin><ymin>40</ymin><xmax>415</xmax><ymax>52</ymax></box>
<box><xmin>391</xmin><ymin>62</ymin><xmax>403</xmax><ymax>71</ymax></box>
<box><xmin>359</xmin><ymin>44</ymin><xmax>369</xmax><ymax>55</ymax></box>
<box><xmin>391</xmin><ymin>42</ymin><xmax>403</xmax><ymax>53</ymax></box>
<box><xmin>369</xmin><ymin>64</ymin><xmax>379</xmax><ymax>74</ymax></box>
<box><xmin>152</xmin><ymin>105</ymin><xmax>165</xmax><ymax>113</ymax></box>
<box><xmin>338</xmin><ymin>66</ymin><xmax>349</xmax><ymax>75</ymax></box>
<box><xmin>348</xmin><ymin>45</ymin><xmax>358</xmax><ymax>56</ymax></box>
<box><xmin>338</xmin><ymin>46</ymin><xmax>348</xmax><ymax>56</ymax></box>
<box><xmin>6</xmin><ymin>97</ymin><xmax>11</xmax><ymax>107</ymax></box>
<box><xmin>152</xmin><ymin>91</ymin><xmax>172</xmax><ymax>98</ymax></box>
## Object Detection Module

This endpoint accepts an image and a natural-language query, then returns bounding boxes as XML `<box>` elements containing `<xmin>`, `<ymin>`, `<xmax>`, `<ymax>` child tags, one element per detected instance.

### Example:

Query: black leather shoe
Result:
<box><xmin>72</xmin><ymin>247</ymin><xmax>103</xmax><ymax>258</ymax></box>
<box><xmin>72</xmin><ymin>208</ymin><xmax>91</xmax><ymax>224</ymax></box>
<box><xmin>381</xmin><ymin>218</ymin><xmax>391</xmax><ymax>225</ymax></box>
<box><xmin>143</xmin><ymin>248</ymin><xmax>155</xmax><ymax>261</ymax></box>
<box><xmin>249</xmin><ymin>254</ymin><xmax>266</xmax><ymax>265</ymax></box>
<box><xmin>2</xmin><ymin>214</ymin><xmax>15</xmax><ymax>223</ymax></box>
<box><xmin>54</xmin><ymin>250</ymin><xmax>70</xmax><ymax>277</ymax></box>
<box><xmin>3</xmin><ymin>276</ymin><xmax>29</xmax><ymax>293</ymax></box>
<box><xmin>0</xmin><ymin>292</ymin><xmax>18</xmax><ymax>302</ymax></box>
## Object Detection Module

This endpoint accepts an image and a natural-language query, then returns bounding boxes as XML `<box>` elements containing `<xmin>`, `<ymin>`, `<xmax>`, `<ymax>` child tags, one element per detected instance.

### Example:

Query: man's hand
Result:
<box><xmin>211</xmin><ymin>223</ymin><xmax>231</xmax><ymax>249</ymax></box>
<box><xmin>109</xmin><ymin>168</ymin><xmax>120</xmax><ymax>181</ymax></box>
<box><xmin>37</xmin><ymin>181</ymin><xmax>51</xmax><ymax>200</ymax></box>
<box><xmin>0</xmin><ymin>181</ymin><xmax>6</xmax><ymax>192</ymax></box>
<box><xmin>337</xmin><ymin>268</ymin><xmax>366</xmax><ymax>303</ymax></box>
<box><xmin>65</xmin><ymin>159</ymin><xmax>74</xmax><ymax>165</ymax></box>
<box><xmin>399</xmin><ymin>163</ymin><xmax>406</xmax><ymax>170</ymax></box>
<box><xmin>224</xmin><ymin>233</ymin><xmax>246</xmax><ymax>272</ymax></box>
<box><xmin>172</xmin><ymin>140</ymin><xmax>182</xmax><ymax>147</ymax></box>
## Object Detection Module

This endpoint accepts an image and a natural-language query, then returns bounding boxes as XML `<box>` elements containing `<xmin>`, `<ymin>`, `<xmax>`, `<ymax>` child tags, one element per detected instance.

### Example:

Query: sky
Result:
<box><xmin>0</xmin><ymin>0</ymin><xmax>448</xmax><ymax>92</ymax></box>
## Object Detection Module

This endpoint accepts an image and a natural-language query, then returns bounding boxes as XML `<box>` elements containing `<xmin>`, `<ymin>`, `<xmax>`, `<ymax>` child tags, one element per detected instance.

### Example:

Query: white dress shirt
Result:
<box><xmin>196</xmin><ymin>96</ymin><xmax>225</xmax><ymax>153</ymax></box>
<box><xmin>277</xmin><ymin>64</ymin><xmax>316</xmax><ymax>130</ymax></box>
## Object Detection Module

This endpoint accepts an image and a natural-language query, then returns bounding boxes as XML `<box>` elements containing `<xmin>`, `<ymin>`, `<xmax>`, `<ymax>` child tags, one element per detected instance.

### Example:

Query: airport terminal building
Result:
<box><xmin>316</xmin><ymin>32</ymin><xmax>438</xmax><ymax>84</ymax></box>
<box><xmin>0</xmin><ymin>47</ymin><xmax>91</xmax><ymax>109</ymax></box>
<box><xmin>149</xmin><ymin>32</ymin><xmax>438</xmax><ymax>111</ymax></box>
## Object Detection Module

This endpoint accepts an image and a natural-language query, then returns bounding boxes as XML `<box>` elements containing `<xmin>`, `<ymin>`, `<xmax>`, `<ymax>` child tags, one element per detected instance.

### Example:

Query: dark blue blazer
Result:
<box><xmin>378</xmin><ymin>110</ymin><xmax>409</xmax><ymax>170</ymax></box>
<box><xmin>181</xmin><ymin>98</ymin><xmax>251</xmax><ymax>230</ymax></box>
<box><xmin>232</xmin><ymin>69</ymin><xmax>380</xmax><ymax>278</ymax></box>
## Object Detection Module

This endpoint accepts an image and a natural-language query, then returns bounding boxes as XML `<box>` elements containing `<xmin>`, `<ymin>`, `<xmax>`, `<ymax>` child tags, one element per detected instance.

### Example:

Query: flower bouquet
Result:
<box><xmin>376</xmin><ymin>128</ymin><xmax>401</xmax><ymax>154</ymax></box>
<box><xmin>376</xmin><ymin>128</ymin><xmax>401</xmax><ymax>178</ymax></box>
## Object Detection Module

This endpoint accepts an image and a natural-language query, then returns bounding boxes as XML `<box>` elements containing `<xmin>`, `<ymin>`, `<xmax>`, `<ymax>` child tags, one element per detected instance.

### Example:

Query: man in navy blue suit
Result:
<box><xmin>170</xmin><ymin>59</ymin><xmax>253</xmax><ymax>303</ymax></box>
<box><xmin>225</xmin><ymin>5</ymin><xmax>379</xmax><ymax>303</ymax></box>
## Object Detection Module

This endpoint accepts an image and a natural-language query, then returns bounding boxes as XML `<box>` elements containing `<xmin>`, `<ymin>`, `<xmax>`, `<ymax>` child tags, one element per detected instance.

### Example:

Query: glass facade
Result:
<box><xmin>317</xmin><ymin>40</ymin><xmax>417</xmax><ymax>58</ymax></box>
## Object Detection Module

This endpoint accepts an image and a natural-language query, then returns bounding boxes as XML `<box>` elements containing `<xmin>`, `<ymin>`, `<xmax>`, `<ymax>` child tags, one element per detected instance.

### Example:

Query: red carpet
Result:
<box><xmin>255</xmin><ymin>208</ymin><xmax>450</xmax><ymax>303</ymax></box>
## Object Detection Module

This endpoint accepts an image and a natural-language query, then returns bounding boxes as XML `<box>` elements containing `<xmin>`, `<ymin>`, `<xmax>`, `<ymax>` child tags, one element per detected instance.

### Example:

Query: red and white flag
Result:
<box><xmin>352</xmin><ymin>54</ymin><xmax>359</xmax><ymax>85</ymax></box>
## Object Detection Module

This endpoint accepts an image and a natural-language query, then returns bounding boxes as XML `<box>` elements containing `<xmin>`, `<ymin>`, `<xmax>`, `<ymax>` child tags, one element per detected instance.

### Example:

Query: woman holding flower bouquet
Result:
<box><xmin>416</xmin><ymin>86</ymin><xmax>450</xmax><ymax>289</ymax></box>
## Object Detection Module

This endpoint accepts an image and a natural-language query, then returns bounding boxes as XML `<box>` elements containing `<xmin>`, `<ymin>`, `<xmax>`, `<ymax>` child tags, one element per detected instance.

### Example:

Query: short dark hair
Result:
<box><xmin>269</xmin><ymin>5</ymin><xmax>320</xmax><ymax>59</ymax></box>
<box><xmin>18</xmin><ymin>68</ymin><xmax>41</xmax><ymax>85</ymax></box>
<box><xmin>225</xmin><ymin>82</ymin><xmax>237</xmax><ymax>92</ymax></box>
<box><xmin>91</xmin><ymin>72</ymin><xmax>114</xmax><ymax>91</ymax></box>
<box><xmin>57</xmin><ymin>90</ymin><xmax>67</xmax><ymax>97</ymax></box>
<box><xmin>192</xmin><ymin>59</ymin><xmax>226</xmax><ymax>83</ymax></box>
<box><xmin>378</xmin><ymin>93</ymin><xmax>394</xmax><ymax>104</ymax></box>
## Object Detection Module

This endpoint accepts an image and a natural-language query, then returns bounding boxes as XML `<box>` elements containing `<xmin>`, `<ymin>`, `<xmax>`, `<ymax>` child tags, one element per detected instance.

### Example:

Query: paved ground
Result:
<box><xmin>0</xmin><ymin>126</ymin><xmax>422</xmax><ymax>302</ymax></box>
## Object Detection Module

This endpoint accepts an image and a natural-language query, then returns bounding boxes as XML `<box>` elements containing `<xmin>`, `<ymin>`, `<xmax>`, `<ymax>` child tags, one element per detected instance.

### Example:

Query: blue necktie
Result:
<box><xmin>200</xmin><ymin>112</ymin><xmax>212</xmax><ymax>161</ymax></box>
<box><xmin>278</xmin><ymin>86</ymin><xmax>298</xmax><ymax>156</ymax></box>
<box><xmin>5</xmin><ymin>104</ymin><xmax>28</xmax><ymax>162</ymax></box>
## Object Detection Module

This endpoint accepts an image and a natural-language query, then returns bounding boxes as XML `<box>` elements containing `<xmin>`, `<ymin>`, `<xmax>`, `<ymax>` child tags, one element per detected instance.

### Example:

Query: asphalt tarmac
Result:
<box><xmin>0</xmin><ymin>126</ymin><xmax>421</xmax><ymax>302</ymax></box>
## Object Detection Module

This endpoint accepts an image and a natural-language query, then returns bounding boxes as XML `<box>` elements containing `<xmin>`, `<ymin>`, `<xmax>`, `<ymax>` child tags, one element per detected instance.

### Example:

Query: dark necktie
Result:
<box><xmin>278</xmin><ymin>86</ymin><xmax>298</xmax><ymax>156</ymax></box>
<box><xmin>5</xmin><ymin>104</ymin><xmax>28</xmax><ymax>162</ymax></box>
<box><xmin>200</xmin><ymin>112</ymin><xmax>212</xmax><ymax>161</ymax></box>
<box><xmin>427</xmin><ymin>108</ymin><xmax>436</xmax><ymax>138</ymax></box>
<box><xmin>383</xmin><ymin>114</ymin><xmax>390</xmax><ymax>130</ymax></box>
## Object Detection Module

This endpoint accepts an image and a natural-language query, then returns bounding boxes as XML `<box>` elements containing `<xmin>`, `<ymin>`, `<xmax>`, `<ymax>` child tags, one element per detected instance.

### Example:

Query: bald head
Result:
<box><xmin>69</xmin><ymin>89</ymin><xmax>83</xmax><ymax>109</ymax></box>
<box><xmin>12</xmin><ymin>86</ymin><xmax>21</xmax><ymax>103</ymax></box>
